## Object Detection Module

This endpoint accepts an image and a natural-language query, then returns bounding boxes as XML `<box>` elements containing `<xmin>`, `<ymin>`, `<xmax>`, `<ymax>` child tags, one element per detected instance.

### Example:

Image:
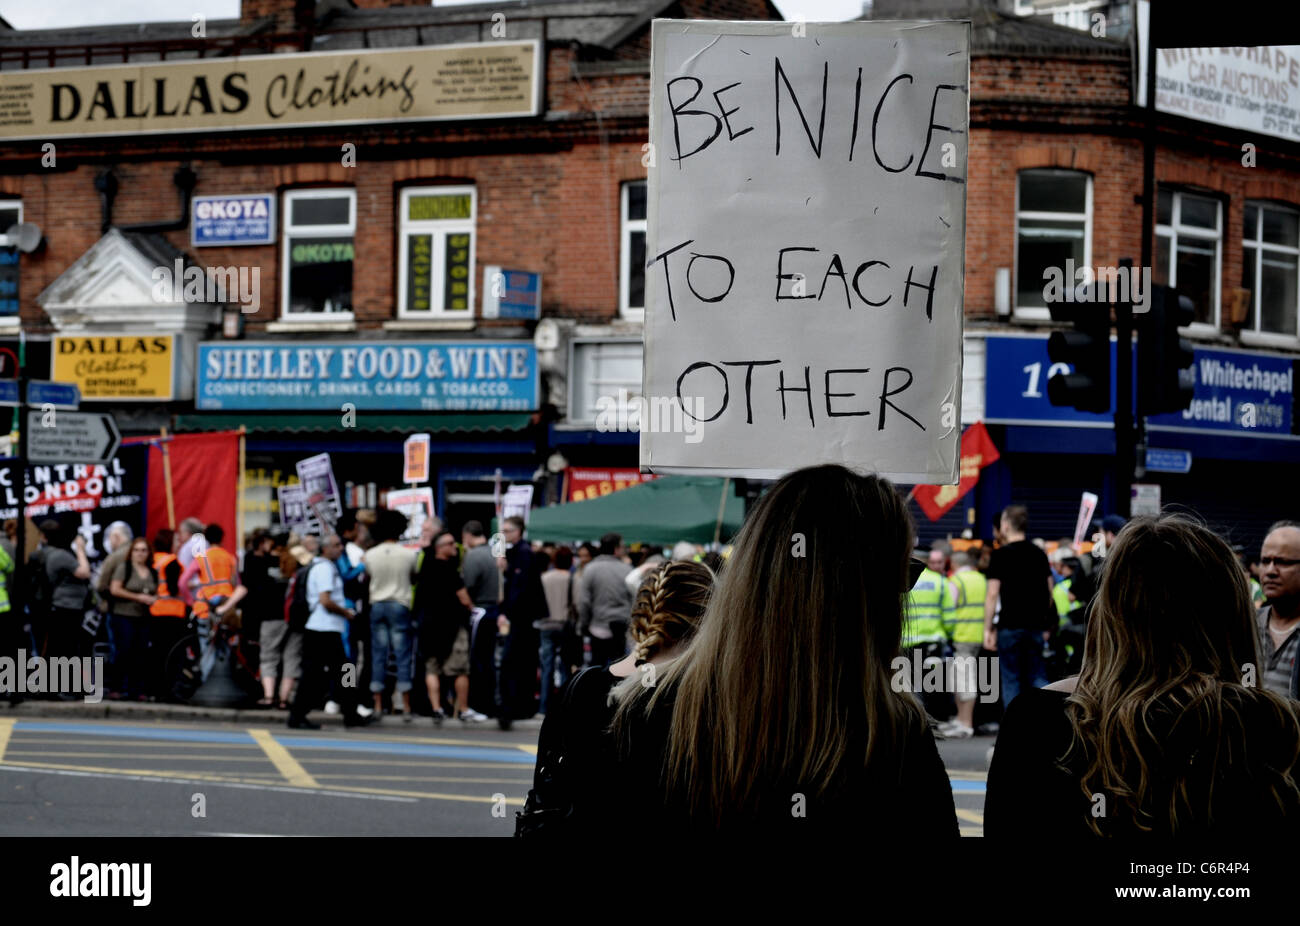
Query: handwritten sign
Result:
<box><xmin>641</xmin><ymin>20</ymin><xmax>968</xmax><ymax>483</ymax></box>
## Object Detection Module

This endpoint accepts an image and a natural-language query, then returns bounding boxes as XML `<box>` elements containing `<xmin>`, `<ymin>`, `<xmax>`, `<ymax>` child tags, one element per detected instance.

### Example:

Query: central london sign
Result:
<box><xmin>0</xmin><ymin>41</ymin><xmax>541</xmax><ymax>141</ymax></box>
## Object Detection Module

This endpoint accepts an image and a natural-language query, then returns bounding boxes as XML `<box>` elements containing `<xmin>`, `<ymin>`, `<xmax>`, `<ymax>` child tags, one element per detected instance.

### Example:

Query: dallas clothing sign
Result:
<box><xmin>197</xmin><ymin>341</ymin><xmax>538</xmax><ymax>412</ymax></box>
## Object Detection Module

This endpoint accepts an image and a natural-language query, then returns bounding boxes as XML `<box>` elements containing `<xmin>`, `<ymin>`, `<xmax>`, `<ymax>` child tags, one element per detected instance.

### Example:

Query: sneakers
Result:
<box><xmin>459</xmin><ymin>708</ymin><xmax>489</xmax><ymax>724</ymax></box>
<box><xmin>431</xmin><ymin>710</ymin><xmax>447</xmax><ymax>727</ymax></box>
<box><xmin>324</xmin><ymin>700</ymin><xmax>341</xmax><ymax>715</ymax></box>
<box><xmin>938</xmin><ymin>720</ymin><xmax>974</xmax><ymax>739</ymax></box>
<box><xmin>355</xmin><ymin>705</ymin><xmax>375</xmax><ymax>719</ymax></box>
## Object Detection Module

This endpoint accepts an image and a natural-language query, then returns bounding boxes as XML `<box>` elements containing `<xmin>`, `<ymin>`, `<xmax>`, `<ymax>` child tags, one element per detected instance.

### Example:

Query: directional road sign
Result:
<box><xmin>27</xmin><ymin>380</ymin><xmax>80</xmax><ymax>410</ymax></box>
<box><xmin>26</xmin><ymin>410</ymin><xmax>120</xmax><ymax>463</ymax></box>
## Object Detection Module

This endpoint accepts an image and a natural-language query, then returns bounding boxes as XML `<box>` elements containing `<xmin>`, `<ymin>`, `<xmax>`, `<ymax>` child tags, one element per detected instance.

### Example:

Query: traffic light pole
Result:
<box><xmin>1114</xmin><ymin>260</ymin><xmax>1134</xmax><ymax>520</ymax></box>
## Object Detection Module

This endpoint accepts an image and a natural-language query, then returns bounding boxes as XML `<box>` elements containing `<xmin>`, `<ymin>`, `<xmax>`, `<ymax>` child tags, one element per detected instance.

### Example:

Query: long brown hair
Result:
<box><xmin>611</xmin><ymin>464</ymin><xmax>925</xmax><ymax>825</ymax></box>
<box><xmin>1066</xmin><ymin>513</ymin><xmax>1300</xmax><ymax>834</ymax></box>
<box><xmin>628</xmin><ymin>560</ymin><xmax>713</xmax><ymax>662</ymax></box>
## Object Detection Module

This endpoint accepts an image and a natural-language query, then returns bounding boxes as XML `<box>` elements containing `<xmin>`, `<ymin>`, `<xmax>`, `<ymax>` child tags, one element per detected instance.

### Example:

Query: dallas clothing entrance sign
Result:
<box><xmin>197</xmin><ymin>340</ymin><xmax>538</xmax><ymax>412</ymax></box>
<box><xmin>641</xmin><ymin>20</ymin><xmax>969</xmax><ymax>483</ymax></box>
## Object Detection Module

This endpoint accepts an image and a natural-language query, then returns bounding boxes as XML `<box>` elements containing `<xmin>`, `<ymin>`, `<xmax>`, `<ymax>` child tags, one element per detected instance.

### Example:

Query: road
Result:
<box><xmin>0</xmin><ymin>716</ymin><xmax>991</xmax><ymax>835</ymax></box>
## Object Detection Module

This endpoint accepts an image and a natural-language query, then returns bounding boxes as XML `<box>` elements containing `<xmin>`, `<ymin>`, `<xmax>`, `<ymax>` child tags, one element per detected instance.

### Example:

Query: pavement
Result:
<box><xmin>0</xmin><ymin>699</ymin><xmax>991</xmax><ymax>836</ymax></box>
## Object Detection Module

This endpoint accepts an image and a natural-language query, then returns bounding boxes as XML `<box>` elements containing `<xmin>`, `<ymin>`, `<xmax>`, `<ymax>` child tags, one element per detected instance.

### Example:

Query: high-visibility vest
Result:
<box><xmin>0</xmin><ymin>543</ymin><xmax>12</xmax><ymax>614</ymax></box>
<box><xmin>192</xmin><ymin>546</ymin><xmax>236</xmax><ymax>618</ymax></box>
<box><xmin>904</xmin><ymin>567</ymin><xmax>953</xmax><ymax>648</ymax></box>
<box><xmin>1053</xmin><ymin>576</ymin><xmax>1083</xmax><ymax>625</ymax></box>
<box><xmin>946</xmin><ymin>568</ymin><xmax>987</xmax><ymax>645</ymax></box>
<box><xmin>150</xmin><ymin>552</ymin><xmax>187</xmax><ymax>617</ymax></box>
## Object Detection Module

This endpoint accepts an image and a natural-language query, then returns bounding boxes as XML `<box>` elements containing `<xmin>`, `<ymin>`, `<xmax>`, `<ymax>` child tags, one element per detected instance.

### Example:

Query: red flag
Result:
<box><xmin>141</xmin><ymin>431</ymin><xmax>239</xmax><ymax>549</ymax></box>
<box><xmin>913</xmin><ymin>422</ymin><xmax>1001</xmax><ymax>522</ymax></box>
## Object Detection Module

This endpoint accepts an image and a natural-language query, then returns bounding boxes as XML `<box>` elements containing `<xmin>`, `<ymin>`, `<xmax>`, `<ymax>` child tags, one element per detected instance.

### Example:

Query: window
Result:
<box><xmin>1014</xmin><ymin>169</ymin><xmax>1092</xmax><ymax>318</ymax></box>
<box><xmin>1242</xmin><ymin>201</ymin><xmax>1299</xmax><ymax>341</ymax></box>
<box><xmin>0</xmin><ymin>200</ymin><xmax>21</xmax><ymax>318</ymax></box>
<box><xmin>1155</xmin><ymin>189</ymin><xmax>1221</xmax><ymax>329</ymax></box>
<box><xmin>282</xmin><ymin>189</ymin><xmax>355</xmax><ymax>317</ymax></box>
<box><xmin>398</xmin><ymin>185</ymin><xmax>476</xmax><ymax>317</ymax></box>
<box><xmin>620</xmin><ymin>181</ymin><xmax>647</xmax><ymax>318</ymax></box>
<box><xmin>569</xmin><ymin>339</ymin><xmax>643</xmax><ymax>424</ymax></box>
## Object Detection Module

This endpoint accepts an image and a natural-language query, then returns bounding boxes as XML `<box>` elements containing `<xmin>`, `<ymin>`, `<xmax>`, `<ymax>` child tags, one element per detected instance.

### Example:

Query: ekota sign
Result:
<box><xmin>0</xmin><ymin>42</ymin><xmax>541</xmax><ymax>141</ymax></box>
<box><xmin>640</xmin><ymin>20</ymin><xmax>968</xmax><ymax>482</ymax></box>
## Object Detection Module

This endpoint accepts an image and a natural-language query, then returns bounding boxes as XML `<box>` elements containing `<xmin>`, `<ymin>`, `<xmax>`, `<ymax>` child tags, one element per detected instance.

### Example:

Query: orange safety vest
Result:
<box><xmin>192</xmin><ymin>546</ymin><xmax>236</xmax><ymax>618</ymax></box>
<box><xmin>150</xmin><ymin>552</ymin><xmax>187</xmax><ymax>618</ymax></box>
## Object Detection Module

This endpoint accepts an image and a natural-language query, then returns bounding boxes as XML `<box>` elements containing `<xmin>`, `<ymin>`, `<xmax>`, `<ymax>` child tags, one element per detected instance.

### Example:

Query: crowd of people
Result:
<box><xmin>519</xmin><ymin>464</ymin><xmax>1300</xmax><ymax>838</ymax></box>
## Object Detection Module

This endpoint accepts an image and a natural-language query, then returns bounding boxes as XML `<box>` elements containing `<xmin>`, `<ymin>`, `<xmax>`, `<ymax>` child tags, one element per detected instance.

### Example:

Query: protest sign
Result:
<box><xmin>295</xmin><ymin>453</ymin><xmax>342</xmax><ymax>525</ymax></box>
<box><xmin>277</xmin><ymin>484</ymin><xmax>321</xmax><ymax>535</ymax></box>
<box><xmin>502</xmin><ymin>485</ymin><xmax>534</xmax><ymax>524</ymax></box>
<box><xmin>404</xmin><ymin>433</ymin><xmax>431</xmax><ymax>484</ymax></box>
<box><xmin>1073</xmin><ymin>492</ymin><xmax>1099</xmax><ymax>549</ymax></box>
<box><xmin>641</xmin><ymin>20</ymin><xmax>968</xmax><ymax>482</ymax></box>
<box><xmin>386</xmin><ymin>487</ymin><xmax>435</xmax><ymax>549</ymax></box>
<box><xmin>0</xmin><ymin>443</ymin><xmax>146</xmax><ymax>568</ymax></box>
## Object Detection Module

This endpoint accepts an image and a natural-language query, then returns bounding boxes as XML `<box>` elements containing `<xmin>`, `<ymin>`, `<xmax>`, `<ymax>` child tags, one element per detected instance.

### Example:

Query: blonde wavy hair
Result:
<box><xmin>628</xmin><ymin>560</ymin><xmax>713</xmax><ymax>662</ymax></box>
<box><xmin>1066</xmin><ymin>513</ymin><xmax>1300</xmax><ymax>835</ymax></box>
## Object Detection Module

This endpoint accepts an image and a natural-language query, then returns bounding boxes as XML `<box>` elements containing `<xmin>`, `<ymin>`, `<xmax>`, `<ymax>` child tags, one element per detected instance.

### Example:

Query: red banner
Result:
<box><xmin>138</xmin><ymin>431</ymin><xmax>240</xmax><ymax>549</ymax></box>
<box><xmin>913</xmin><ymin>422</ymin><xmax>1000</xmax><ymax>522</ymax></box>
<box><xmin>565</xmin><ymin>467</ymin><xmax>658</xmax><ymax>503</ymax></box>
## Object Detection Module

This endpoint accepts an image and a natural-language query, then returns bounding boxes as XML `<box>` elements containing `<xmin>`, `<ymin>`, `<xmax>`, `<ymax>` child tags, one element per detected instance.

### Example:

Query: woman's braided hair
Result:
<box><xmin>629</xmin><ymin>560</ymin><xmax>714</xmax><ymax>662</ymax></box>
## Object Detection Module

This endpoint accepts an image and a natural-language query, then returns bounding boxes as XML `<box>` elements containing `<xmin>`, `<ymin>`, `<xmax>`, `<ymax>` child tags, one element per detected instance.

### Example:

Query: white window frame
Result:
<box><xmin>620</xmin><ymin>181</ymin><xmax>647</xmax><ymax>321</ymax></box>
<box><xmin>1156</xmin><ymin>189</ymin><xmax>1222</xmax><ymax>336</ymax></box>
<box><xmin>397</xmin><ymin>185</ymin><xmax>477</xmax><ymax>319</ymax></box>
<box><xmin>566</xmin><ymin>337</ymin><xmax>644</xmax><ymax>425</ymax></box>
<box><xmin>1241</xmin><ymin>200</ymin><xmax>1300</xmax><ymax>348</ymax></box>
<box><xmin>1013</xmin><ymin>169</ymin><xmax>1093</xmax><ymax>322</ymax></box>
<box><xmin>281</xmin><ymin>188</ymin><xmax>357</xmax><ymax>320</ymax></box>
<box><xmin>0</xmin><ymin>199</ymin><xmax>22</xmax><ymax>246</ymax></box>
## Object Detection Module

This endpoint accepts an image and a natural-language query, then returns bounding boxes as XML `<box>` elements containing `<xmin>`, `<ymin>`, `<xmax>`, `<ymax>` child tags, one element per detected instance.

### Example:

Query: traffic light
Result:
<box><xmin>1046</xmin><ymin>302</ymin><xmax>1111</xmax><ymax>414</ymax></box>
<box><xmin>1137</xmin><ymin>284</ymin><xmax>1195</xmax><ymax>416</ymax></box>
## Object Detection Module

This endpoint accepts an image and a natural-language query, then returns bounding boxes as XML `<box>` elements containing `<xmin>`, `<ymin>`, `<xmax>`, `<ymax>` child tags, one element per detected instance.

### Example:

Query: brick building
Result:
<box><xmin>0</xmin><ymin>0</ymin><xmax>781</xmax><ymax>535</ymax></box>
<box><xmin>1</xmin><ymin>0</ymin><xmax>1297</xmax><ymax>546</ymax></box>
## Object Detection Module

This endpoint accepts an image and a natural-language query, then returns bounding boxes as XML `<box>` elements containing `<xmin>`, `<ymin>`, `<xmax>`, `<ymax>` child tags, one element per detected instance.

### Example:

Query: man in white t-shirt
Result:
<box><xmin>363</xmin><ymin>523</ymin><xmax>418</xmax><ymax>719</ymax></box>
<box><xmin>288</xmin><ymin>534</ymin><xmax>371</xmax><ymax>730</ymax></box>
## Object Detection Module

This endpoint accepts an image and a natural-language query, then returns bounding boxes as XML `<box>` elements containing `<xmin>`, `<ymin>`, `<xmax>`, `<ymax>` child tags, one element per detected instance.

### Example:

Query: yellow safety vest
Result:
<box><xmin>946</xmin><ymin>568</ymin><xmax>987</xmax><ymax>645</ymax></box>
<box><xmin>0</xmin><ymin>544</ymin><xmax>12</xmax><ymax>614</ymax></box>
<box><xmin>904</xmin><ymin>567</ymin><xmax>953</xmax><ymax>648</ymax></box>
<box><xmin>1053</xmin><ymin>576</ymin><xmax>1083</xmax><ymax>625</ymax></box>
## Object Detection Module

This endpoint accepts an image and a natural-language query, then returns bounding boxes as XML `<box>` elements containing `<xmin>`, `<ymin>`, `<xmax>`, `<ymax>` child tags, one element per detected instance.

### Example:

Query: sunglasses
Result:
<box><xmin>908</xmin><ymin>557</ymin><xmax>928</xmax><ymax>589</ymax></box>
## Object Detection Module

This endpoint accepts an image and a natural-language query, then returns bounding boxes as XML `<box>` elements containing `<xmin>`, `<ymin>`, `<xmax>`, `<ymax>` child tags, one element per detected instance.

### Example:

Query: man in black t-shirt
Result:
<box><xmin>414</xmin><ymin>530</ymin><xmax>477</xmax><ymax>723</ymax></box>
<box><xmin>982</xmin><ymin>505</ymin><xmax>1053</xmax><ymax>709</ymax></box>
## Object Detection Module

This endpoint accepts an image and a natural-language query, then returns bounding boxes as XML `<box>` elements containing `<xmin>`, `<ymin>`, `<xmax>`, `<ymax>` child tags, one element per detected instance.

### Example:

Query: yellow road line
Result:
<box><xmin>955</xmin><ymin>808</ymin><xmax>984</xmax><ymax>825</ymax></box>
<box><xmin>4</xmin><ymin>738</ymin><xmax>262</xmax><ymax>748</ymax></box>
<box><xmin>0</xmin><ymin>718</ymin><xmax>14</xmax><ymax>763</ymax></box>
<box><xmin>311</xmin><ymin>774</ymin><xmax>533</xmax><ymax>784</ymax></box>
<box><xmin>248</xmin><ymin>728</ymin><xmax>319</xmax><ymax>788</ymax></box>
<box><xmin>3</xmin><ymin>751</ymin><xmax>291</xmax><ymax>761</ymax></box>
<box><xmin>959</xmin><ymin>827</ymin><xmax>983</xmax><ymax>837</ymax></box>
<box><xmin>295</xmin><ymin>758</ymin><xmax>531</xmax><ymax>769</ymax></box>
<box><xmin>948</xmin><ymin>770</ymin><xmax>988</xmax><ymax>781</ymax></box>
<box><xmin>0</xmin><ymin>758</ymin><xmax>524</xmax><ymax>804</ymax></box>
<box><xmin>516</xmin><ymin>744</ymin><xmax>538</xmax><ymax>756</ymax></box>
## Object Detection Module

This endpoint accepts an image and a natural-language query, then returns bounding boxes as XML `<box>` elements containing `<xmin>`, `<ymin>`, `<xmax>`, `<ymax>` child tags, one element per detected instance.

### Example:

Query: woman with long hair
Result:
<box><xmin>108</xmin><ymin>537</ymin><xmax>159</xmax><ymax>701</ymax></box>
<box><xmin>523</xmin><ymin>464</ymin><xmax>956</xmax><ymax>835</ymax></box>
<box><xmin>985</xmin><ymin>513</ymin><xmax>1300</xmax><ymax>837</ymax></box>
<box><xmin>518</xmin><ymin>558</ymin><xmax>714</xmax><ymax>836</ymax></box>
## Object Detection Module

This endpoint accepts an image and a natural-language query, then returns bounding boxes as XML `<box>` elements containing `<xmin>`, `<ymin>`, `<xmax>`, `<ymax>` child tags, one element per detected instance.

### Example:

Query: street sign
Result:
<box><xmin>0</xmin><ymin>380</ymin><xmax>17</xmax><ymax>406</ymax></box>
<box><xmin>27</xmin><ymin>380</ymin><xmax>80</xmax><ymax>410</ymax></box>
<box><xmin>1131</xmin><ymin>483</ymin><xmax>1162</xmax><ymax>517</ymax></box>
<box><xmin>1145</xmin><ymin>447</ymin><xmax>1192</xmax><ymax>474</ymax></box>
<box><xmin>26</xmin><ymin>410</ymin><xmax>120</xmax><ymax>463</ymax></box>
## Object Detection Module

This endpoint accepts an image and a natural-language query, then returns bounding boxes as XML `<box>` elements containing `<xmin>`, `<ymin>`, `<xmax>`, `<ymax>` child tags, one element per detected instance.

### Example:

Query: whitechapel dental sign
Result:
<box><xmin>641</xmin><ymin>20</ymin><xmax>969</xmax><ymax>482</ymax></box>
<box><xmin>0</xmin><ymin>41</ymin><xmax>540</xmax><ymax>141</ymax></box>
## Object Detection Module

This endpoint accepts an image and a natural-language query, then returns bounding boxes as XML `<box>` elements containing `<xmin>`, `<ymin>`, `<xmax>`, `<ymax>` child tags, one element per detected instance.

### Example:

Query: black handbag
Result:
<box><xmin>515</xmin><ymin>666</ymin><xmax>600</xmax><ymax>837</ymax></box>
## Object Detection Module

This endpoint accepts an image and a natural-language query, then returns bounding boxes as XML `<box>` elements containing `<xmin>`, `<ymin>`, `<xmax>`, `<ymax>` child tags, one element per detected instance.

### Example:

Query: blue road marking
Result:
<box><xmin>13</xmin><ymin>723</ymin><xmax>256</xmax><ymax>745</ymax></box>
<box><xmin>274</xmin><ymin>737</ymin><xmax>536</xmax><ymax>765</ymax></box>
<box><xmin>951</xmin><ymin>780</ymin><xmax>985</xmax><ymax>793</ymax></box>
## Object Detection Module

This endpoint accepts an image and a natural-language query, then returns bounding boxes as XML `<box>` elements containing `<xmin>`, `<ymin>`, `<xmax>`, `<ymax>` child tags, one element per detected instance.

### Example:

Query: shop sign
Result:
<box><xmin>192</xmin><ymin>194</ymin><xmax>275</xmax><ymax>247</ymax></box>
<box><xmin>53</xmin><ymin>334</ymin><xmax>177</xmax><ymax>402</ymax></box>
<box><xmin>197</xmin><ymin>340</ymin><xmax>537</xmax><ymax>412</ymax></box>
<box><xmin>565</xmin><ymin>467</ymin><xmax>659</xmax><ymax>502</ymax></box>
<box><xmin>0</xmin><ymin>42</ymin><xmax>541</xmax><ymax>141</ymax></box>
<box><xmin>0</xmin><ymin>247</ymin><xmax>17</xmax><ymax>316</ymax></box>
<box><xmin>482</xmin><ymin>266</ymin><xmax>541</xmax><ymax>320</ymax></box>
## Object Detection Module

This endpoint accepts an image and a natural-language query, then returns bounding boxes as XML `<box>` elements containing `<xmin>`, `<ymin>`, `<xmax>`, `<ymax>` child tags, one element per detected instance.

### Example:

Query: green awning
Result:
<box><xmin>526</xmin><ymin>476</ymin><xmax>744</xmax><ymax>547</ymax></box>
<box><xmin>173</xmin><ymin>413</ymin><xmax>533</xmax><ymax>435</ymax></box>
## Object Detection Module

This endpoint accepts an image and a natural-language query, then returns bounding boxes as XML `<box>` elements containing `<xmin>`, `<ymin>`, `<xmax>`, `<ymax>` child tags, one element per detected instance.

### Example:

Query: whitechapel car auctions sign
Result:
<box><xmin>0</xmin><ymin>42</ymin><xmax>540</xmax><ymax>141</ymax></box>
<box><xmin>641</xmin><ymin>20</ymin><xmax>968</xmax><ymax>483</ymax></box>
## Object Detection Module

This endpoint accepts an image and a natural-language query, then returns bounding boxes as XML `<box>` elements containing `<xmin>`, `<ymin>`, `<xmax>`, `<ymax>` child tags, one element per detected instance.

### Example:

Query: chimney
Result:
<box><xmin>241</xmin><ymin>0</ymin><xmax>316</xmax><ymax>32</ymax></box>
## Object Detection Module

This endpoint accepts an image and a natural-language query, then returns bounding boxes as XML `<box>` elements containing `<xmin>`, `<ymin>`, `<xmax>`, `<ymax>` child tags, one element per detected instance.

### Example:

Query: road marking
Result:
<box><xmin>0</xmin><ymin>763</ymin><xmax>414</xmax><ymax>802</ymax></box>
<box><xmin>955</xmin><ymin>808</ymin><xmax>984</xmax><ymax>825</ymax></box>
<box><xmin>13</xmin><ymin>723</ymin><xmax>255</xmax><ymax>744</ymax></box>
<box><xmin>950</xmin><ymin>780</ymin><xmax>985</xmax><ymax>793</ymax></box>
<box><xmin>249</xmin><ymin>728</ymin><xmax>319</xmax><ymax>788</ymax></box>
<box><xmin>3</xmin><ymin>751</ymin><xmax>294</xmax><ymax>762</ymax></box>
<box><xmin>516</xmin><ymin>744</ymin><xmax>538</xmax><ymax>756</ymax></box>
<box><xmin>273</xmin><ymin>737</ymin><xmax>535</xmax><ymax>764</ymax></box>
<box><xmin>311</xmin><ymin>774</ymin><xmax>533</xmax><ymax>784</ymax></box>
<box><xmin>0</xmin><ymin>718</ymin><xmax>13</xmax><ymax>763</ymax></box>
<box><xmin>4</xmin><ymin>738</ymin><xmax>262</xmax><ymax>749</ymax></box>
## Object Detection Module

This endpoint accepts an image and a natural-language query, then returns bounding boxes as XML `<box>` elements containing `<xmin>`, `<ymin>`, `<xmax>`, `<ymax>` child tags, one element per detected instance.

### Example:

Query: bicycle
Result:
<box><xmin>163</xmin><ymin>601</ymin><xmax>260</xmax><ymax>704</ymax></box>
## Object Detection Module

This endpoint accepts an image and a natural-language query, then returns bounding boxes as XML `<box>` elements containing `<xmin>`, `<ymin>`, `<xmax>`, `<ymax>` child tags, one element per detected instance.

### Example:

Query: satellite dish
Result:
<box><xmin>4</xmin><ymin>222</ymin><xmax>42</xmax><ymax>253</ymax></box>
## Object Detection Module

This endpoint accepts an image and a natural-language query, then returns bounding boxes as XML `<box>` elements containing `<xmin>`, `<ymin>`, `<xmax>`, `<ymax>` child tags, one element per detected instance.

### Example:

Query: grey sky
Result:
<box><xmin>0</xmin><ymin>1</ymin><xmax>866</xmax><ymax>32</ymax></box>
